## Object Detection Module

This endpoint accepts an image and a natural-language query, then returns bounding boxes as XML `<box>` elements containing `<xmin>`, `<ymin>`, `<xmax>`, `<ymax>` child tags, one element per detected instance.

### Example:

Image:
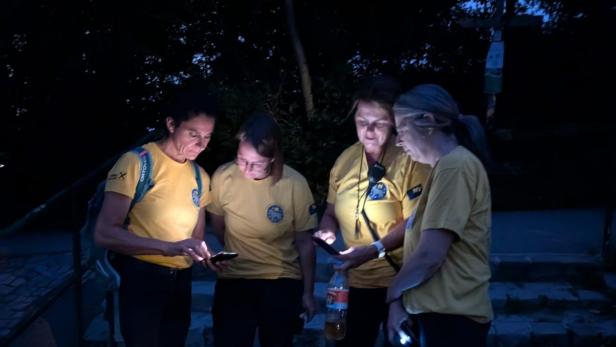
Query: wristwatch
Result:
<box><xmin>371</xmin><ymin>240</ymin><xmax>386</xmax><ymax>258</ymax></box>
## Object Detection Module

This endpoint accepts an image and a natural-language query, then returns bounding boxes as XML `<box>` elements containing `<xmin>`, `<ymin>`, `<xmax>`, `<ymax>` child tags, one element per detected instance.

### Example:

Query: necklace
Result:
<box><xmin>354</xmin><ymin>150</ymin><xmax>365</xmax><ymax>239</ymax></box>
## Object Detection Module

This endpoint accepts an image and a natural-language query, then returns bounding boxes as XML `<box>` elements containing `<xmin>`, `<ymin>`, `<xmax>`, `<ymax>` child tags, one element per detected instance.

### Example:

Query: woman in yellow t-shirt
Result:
<box><xmin>95</xmin><ymin>86</ymin><xmax>218</xmax><ymax>346</ymax></box>
<box><xmin>386</xmin><ymin>84</ymin><xmax>492</xmax><ymax>347</ymax></box>
<box><xmin>207</xmin><ymin>113</ymin><xmax>318</xmax><ymax>347</ymax></box>
<box><xmin>314</xmin><ymin>76</ymin><xmax>429</xmax><ymax>347</ymax></box>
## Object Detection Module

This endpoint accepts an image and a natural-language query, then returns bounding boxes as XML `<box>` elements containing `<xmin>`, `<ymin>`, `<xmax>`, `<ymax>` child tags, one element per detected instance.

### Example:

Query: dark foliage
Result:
<box><xmin>1</xmin><ymin>0</ymin><xmax>615</xmax><ymax>226</ymax></box>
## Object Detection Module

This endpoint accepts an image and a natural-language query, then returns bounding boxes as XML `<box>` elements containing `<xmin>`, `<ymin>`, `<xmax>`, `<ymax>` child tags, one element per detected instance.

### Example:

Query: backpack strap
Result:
<box><xmin>191</xmin><ymin>161</ymin><xmax>203</xmax><ymax>199</ymax></box>
<box><xmin>129</xmin><ymin>147</ymin><xmax>154</xmax><ymax>208</ymax></box>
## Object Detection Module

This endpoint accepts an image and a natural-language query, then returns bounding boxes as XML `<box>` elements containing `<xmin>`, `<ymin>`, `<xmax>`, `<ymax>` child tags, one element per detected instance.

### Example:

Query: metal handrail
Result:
<box><xmin>0</xmin><ymin>130</ymin><xmax>161</xmax><ymax>237</ymax></box>
<box><xmin>0</xmin><ymin>130</ymin><xmax>161</xmax><ymax>346</ymax></box>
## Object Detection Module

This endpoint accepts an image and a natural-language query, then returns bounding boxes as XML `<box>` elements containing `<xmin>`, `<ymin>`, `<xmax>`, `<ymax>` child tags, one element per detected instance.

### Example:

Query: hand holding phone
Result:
<box><xmin>210</xmin><ymin>251</ymin><xmax>239</xmax><ymax>263</ymax></box>
<box><xmin>311</xmin><ymin>236</ymin><xmax>340</xmax><ymax>255</ymax></box>
<box><xmin>393</xmin><ymin>319</ymin><xmax>418</xmax><ymax>347</ymax></box>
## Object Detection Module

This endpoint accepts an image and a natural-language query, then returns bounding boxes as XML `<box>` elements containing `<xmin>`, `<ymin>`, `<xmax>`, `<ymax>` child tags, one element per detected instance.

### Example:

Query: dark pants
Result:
<box><xmin>212</xmin><ymin>278</ymin><xmax>303</xmax><ymax>347</ymax></box>
<box><xmin>113</xmin><ymin>254</ymin><xmax>192</xmax><ymax>347</ymax></box>
<box><xmin>415</xmin><ymin>313</ymin><xmax>490</xmax><ymax>347</ymax></box>
<box><xmin>337</xmin><ymin>287</ymin><xmax>392</xmax><ymax>347</ymax></box>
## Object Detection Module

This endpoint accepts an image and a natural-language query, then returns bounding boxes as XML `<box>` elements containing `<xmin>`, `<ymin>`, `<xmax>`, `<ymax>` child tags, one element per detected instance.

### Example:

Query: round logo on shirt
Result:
<box><xmin>368</xmin><ymin>182</ymin><xmax>387</xmax><ymax>200</ymax></box>
<box><xmin>192</xmin><ymin>189</ymin><xmax>200</xmax><ymax>207</ymax></box>
<box><xmin>267</xmin><ymin>205</ymin><xmax>284</xmax><ymax>223</ymax></box>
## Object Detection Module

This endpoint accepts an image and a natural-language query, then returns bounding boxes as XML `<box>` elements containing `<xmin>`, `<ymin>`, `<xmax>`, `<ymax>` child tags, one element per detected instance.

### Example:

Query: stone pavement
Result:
<box><xmin>0</xmin><ymin>230</ymin><xmax>80</xmax><ymax>345</ymax></box>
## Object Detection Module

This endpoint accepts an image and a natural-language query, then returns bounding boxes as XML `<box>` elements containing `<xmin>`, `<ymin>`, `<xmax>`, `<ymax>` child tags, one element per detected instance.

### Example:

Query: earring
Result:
<box><xmin>428</xmin><ymin>128</ymin><xmax>434</xmax><ymax>136</ymax></box>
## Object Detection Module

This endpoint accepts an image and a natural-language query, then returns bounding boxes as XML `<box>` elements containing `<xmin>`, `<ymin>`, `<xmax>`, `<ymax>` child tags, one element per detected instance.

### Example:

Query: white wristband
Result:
<box><xmin>372</xmin><ymin>240</ymin><xmax>386</xmax><ymax>258</ymax></box>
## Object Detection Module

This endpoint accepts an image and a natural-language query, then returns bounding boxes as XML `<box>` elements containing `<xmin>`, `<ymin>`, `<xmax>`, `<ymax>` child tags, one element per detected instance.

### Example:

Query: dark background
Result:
<box><xmin>1</xmin><ymin>0</ymin><xmax>615</xmax><ymax>229</ymax></box>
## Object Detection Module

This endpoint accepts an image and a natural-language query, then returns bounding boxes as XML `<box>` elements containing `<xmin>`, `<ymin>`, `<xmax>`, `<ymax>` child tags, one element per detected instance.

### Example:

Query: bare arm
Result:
<box><xmin>192</xmin><ymin>207</ymin><xmax>207</xmax><ymax>241</ymax></box>
<box><xmin>335</xmin><ymin>218</ymin><xmax>406</xmax><ymax>270</ymax></box>
<box><xmin>386</xmin><ymin>228</ymin><xmax>455</xmax><ymax>303</ymax></box>
<box><xmin>94</xmin><ymin>191</ymin><xmax>209</xmax><ymax>259</ymax></box>
<box><xmin>318</xmin><ymin>203</ymin><xmax>338</xmax><ymax>234</ymax></box>
<box><xmin>295</xmin><ymin>229</ymin><xmax>316</xmax><ymax>320</ymax></box>
<box><xmin>314</xmin><ymin>203</ymin><xmax>338</xmax><ymax>244</ymax></box>
<box><xmin>379</xmin><ymin>219</ymin><xmax>406</xmax><ymax>251</ymax></box>
<box><xmin>191</xmin><ymin>207</ymin><xmax>212</xmax><ymax>260</ymax></box>
<box><xmin>209</xmin><ymin>212</ymin><xmax>225</xmax><ymax>246</ymax></box>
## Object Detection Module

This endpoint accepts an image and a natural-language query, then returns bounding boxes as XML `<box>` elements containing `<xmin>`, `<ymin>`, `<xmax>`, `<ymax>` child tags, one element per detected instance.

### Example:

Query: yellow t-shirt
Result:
<box><xmin>206</xmin><ymin>163</ymin><xmax>318</xmax><ymax>280</ymax></box>
<box><xmin>105</xmin><ymin>142</ymin><xmax>211</xmax><ymax>269</ymax></box>
<box><xmin>403</xmin><ymin>146</ymin><xmax>493</xmax><ymax>322</ymax></box>
<box><xmin>327</xmin><ymin>141</ymin><xmax>430</xmax><ymax>288</ymax></box>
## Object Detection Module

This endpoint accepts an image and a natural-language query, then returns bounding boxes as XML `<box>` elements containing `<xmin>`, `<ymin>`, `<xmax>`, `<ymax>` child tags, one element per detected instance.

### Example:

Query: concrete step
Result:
<box><xmin>489</xmin><ymin>310</ymin><xmax>616</xmax><ymax>347</ymax></box>
<box><xmin>84</xmin><ymin>311</ymin><xmax>212</xmax><ymax>347</ymax></box>
<box><xmin>491</xmin><ymin>282</ymin><xmax>611</xmax><ymax>313</ymax></box>
<box><xmin>490</xmin><ymin>253</ymin><xmax>604</xmax><ymax>285</ymax></box>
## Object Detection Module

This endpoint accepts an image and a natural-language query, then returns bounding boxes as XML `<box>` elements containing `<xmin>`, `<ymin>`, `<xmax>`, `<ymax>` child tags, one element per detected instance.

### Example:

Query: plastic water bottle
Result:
<box><xmin>324</xmin><ymin>269</ymin><xmax>348</xmax><ymax>340</ymax></box>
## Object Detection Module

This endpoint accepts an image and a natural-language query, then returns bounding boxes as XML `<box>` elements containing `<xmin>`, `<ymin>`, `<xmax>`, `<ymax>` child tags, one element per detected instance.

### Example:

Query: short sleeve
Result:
<box><xmin>401</xmin><ymin>160</ymin><xmax>431</xmax><ymax>217</ymax></box>
<box><xmin>105</xmin><ymin>152</ymin><xmax>140</xmax><ymax>198</ymax></box>
<box><xmin>420</xmin><ymin>167</ymin><xmax>475</xmax><ymax>238</ymax></box>
<box><xmin>326</xmin><ymin>162</ymin><xmax>339</xmax><ymax>205</ymax></box>
<box><xmin>198</xmin><ymin>167</ymin><xmax>212</xmax><ymax>208</ymax></box>
<box><xmin>206</xmin><ymin>166</ymin><xmax>225</xmax><ymax>215</ymax></box>
<box><xmin>293</xmin><ymin>177</ymin><xmax>318</xmax><ymax>232</ymax></box>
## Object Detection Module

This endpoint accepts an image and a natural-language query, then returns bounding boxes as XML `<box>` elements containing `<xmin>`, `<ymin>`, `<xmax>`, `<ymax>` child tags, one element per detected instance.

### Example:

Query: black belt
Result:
<box><xmin>111</xmin><ymin>252</ymin><xmax>189</xmax><ymax>279</ymax></box>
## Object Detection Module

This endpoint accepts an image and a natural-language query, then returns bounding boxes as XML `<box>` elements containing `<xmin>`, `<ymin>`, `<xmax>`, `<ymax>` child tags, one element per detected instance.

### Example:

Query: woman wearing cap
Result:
<box><xmin>314</xmin><ymin>76</ymin><xmax>429</xmax><ymax>346</ymax></box>
<box><xmin>386</xmin><ymin>84</ymin><xmax>493</xmax><ymax>346</ymax></box>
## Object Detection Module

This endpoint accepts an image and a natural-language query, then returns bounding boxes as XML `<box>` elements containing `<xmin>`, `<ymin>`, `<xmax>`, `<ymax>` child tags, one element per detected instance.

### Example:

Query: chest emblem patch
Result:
<box><xmin>267</xmin><ymin>205</ymin><xmax>284</xmax><ymax>223</ymax></box>
<box><xmin>368</xmin><ymin>182</ymin><xmax>387</xmax><ymax>200</ymax></box>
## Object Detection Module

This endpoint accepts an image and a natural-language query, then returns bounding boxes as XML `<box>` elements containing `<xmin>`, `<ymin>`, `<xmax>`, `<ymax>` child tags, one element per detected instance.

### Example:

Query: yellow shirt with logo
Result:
<box><xmin>207</xmin><ymin>163</ymin><xmax>318</xmax><ymax>280</ymax></box>
<box><xmin>403</xmin><ymin>146</ymin><xmax>493</xmax><ymax>322</ymax></box>
<box><xmin>105</xmin><ymin>142</ymin><xmax>211</xmax><ymax>269</ymax></box>
<box><xmin>327</xmin><ymin>141</ymin><xmax>430</xmax><ymax>288</ymax></box>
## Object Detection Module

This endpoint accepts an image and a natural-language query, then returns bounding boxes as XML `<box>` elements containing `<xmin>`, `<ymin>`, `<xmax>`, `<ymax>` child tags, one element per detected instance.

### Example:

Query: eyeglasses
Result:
<box><xmin>235</xmin><ymin>157</ymin><xmax>271</xmax><ymax>172</ymax></box>
<box><xmin>395</xmin><ymin>114</ymin><xmax>425</xmax><ymax>134</ymax></box>
<box><xmin>355</xmin><ymin>119</ymin><xmax>392</xmax><ymax>130</ymax></box>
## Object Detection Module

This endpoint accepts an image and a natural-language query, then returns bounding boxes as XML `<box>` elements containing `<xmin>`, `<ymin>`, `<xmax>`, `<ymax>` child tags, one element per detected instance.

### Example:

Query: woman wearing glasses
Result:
<box><xmin>314</xmin><ymin>76</ymin><xmax>429</xmax><ymax>347</ymax></box>
<box><xmin>206</xmin><ymin>113</ymin><xmax>318</xmax><ymax>347</ymax></box>
<box><xmin>386</xmin><ymin>84</ymin><xmax>492</xmax><ymax>346</ymax></box>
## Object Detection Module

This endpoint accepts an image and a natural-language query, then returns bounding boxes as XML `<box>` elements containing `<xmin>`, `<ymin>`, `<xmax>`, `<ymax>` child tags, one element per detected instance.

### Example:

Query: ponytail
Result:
<box><xmin>453</xmin><ymin>115</ymin><xmax>492</xmax><ymax>168</ymax></box>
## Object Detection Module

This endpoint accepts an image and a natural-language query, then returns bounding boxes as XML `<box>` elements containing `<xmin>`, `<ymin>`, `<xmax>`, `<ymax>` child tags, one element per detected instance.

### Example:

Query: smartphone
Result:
<box><xmin>210</xmin><ymin>251</ymin><xmax>238</xmax><ymax>263</ymax></box>
<box><xmin>311</xmin><ymin>236</ymin><xmax>340</xmax><ymax>255</ymax></box>
<box><xmin>394</xmin><ymin>319</ymin><xmax>418</xmax><ymax>347</ymax></box>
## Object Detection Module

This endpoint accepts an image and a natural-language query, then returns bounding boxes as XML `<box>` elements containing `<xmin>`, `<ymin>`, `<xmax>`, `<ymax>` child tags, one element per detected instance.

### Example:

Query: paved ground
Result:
<box><xmin>0</xmin><ymin>230</ymin><xmax>80</xmax><ymax>345</ymax></box>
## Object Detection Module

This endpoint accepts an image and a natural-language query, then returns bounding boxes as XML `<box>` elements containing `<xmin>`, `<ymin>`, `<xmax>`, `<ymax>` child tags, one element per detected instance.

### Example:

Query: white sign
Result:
<box><xmin>486</xmin><ymin>41</ymin><xmax>505</xmax><ymax>69</ymax></box>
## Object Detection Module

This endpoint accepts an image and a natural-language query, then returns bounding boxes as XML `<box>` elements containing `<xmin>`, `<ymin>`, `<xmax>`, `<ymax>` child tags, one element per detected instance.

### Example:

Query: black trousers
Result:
<box><xmin>415</xmin><ymin>312</ymin><xmax>491</xmax><ymax>347</ymax></box>
<box><xmin>337</xmin><ymin>287</ymin><xmax>392</xmax><ymax>347</ymax></box>
<box><xmin>113</xmin><ymin>254</ymin><xmax>192</xmax><ymax>347</ymax></box>
<box><xmin>212</xmin><ymin>278</ymin><xmax>303</xmax><ymax>347</ymax></box>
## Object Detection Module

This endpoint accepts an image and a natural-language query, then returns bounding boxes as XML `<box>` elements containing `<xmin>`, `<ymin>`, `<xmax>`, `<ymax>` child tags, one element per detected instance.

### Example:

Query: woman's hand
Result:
<box><xmin>301</xmin><ymin>293</ymin><xmax>316</xmax><ymax>322</ymax></box>
<box><xmin>313</xmin><ymin>229</ymin><xmax>336</xmax><ymax>245</ymax></box>
<box><xmin>387</xmin><ymin>299</ymin><xmax>410</xmax><ymax>344</ymax></box>
<box><xmin>165</xmin><ymin>238</ymin><xmax>211</xmax><ymax>262</ymax></box>
<box><xmin>202</xmin><ymin>257</ymin><xmax>232</xmax><ymax>272</ymax></box>
<box><xmin>333</xmin><ymin>245</ymin><xmax>377</xmax><ymax>271</ymax></box>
